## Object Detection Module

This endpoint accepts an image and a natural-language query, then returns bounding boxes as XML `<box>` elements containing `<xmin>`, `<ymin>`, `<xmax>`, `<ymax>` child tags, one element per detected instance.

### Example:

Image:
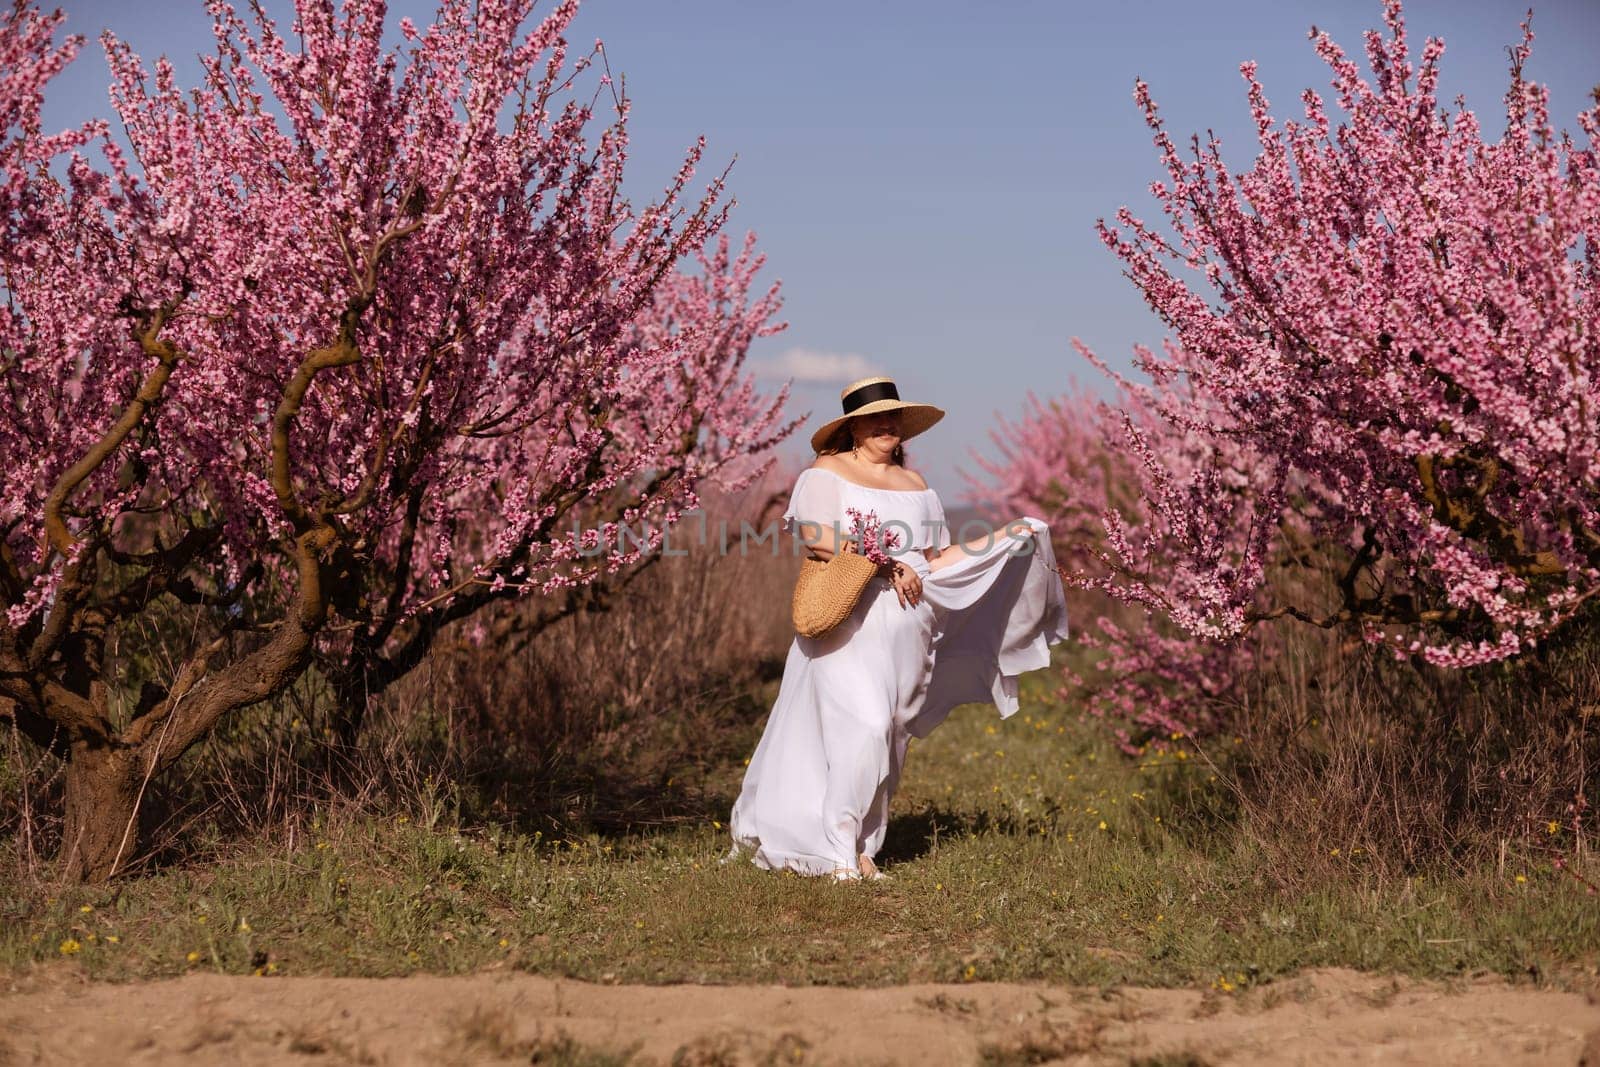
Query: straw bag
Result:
<box><xmin>792</xmin><ymin>542</ymin><xmax>880</xmax><ymax>638</ymax></box>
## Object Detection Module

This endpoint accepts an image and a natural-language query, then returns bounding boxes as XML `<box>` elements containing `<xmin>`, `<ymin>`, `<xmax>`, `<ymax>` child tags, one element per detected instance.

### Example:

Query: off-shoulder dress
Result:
<box><xmin>727</xmin><ymin>466</ymin><xmax>1069</xmax><ymax>876</ymax></box>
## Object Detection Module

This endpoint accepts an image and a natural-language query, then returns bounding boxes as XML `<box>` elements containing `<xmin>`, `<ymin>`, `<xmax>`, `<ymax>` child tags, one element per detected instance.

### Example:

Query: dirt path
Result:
<box><xmin>3</xmin><ymin>966</ymin><xmax>1598</xmax><ymax>1066</ymax></box>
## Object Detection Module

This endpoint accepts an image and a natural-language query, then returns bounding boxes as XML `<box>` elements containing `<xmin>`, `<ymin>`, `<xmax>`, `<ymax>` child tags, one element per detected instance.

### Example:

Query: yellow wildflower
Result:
<box><xmin>1515</xmin><ymin>874</ymin><xmax>1528</xmax><ymax>884</ymax></box>
<box><xmin>186</xmin><ymin>950</ymin><xmax>201</xmax><ymax>964</ymax></box>
<box><xmin>1547</xmin><ymin>821</ymin><xmax>1560</xmax><ymax>834</ymax></box>
<box><xmin>78</xmin><ymin>904</ymin><xmax>93</xmax><ymax>913</ymax></box>
<box><xmin>58</xmin><ymin>939</ymin><xmax>81</xmax><ymax>955</ymax></box>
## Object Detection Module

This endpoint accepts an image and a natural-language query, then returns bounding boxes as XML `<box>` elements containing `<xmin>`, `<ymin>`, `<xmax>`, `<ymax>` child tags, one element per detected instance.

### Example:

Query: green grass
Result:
<box><xmin>3</xmin><ymin>667</ymin><xmax>1596</xmax><ymax>990</ymax></box>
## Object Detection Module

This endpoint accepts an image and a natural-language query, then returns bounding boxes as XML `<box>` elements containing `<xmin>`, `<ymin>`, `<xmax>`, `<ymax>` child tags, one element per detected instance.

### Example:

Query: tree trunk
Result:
<box><xmin>326</xmin><ymin>659</ymin><xmax>372</xmax><ymax>748</ymax></box>
<box><xmin>60</xmin><ymin>742</ymin><xmax>143</xmax><ymax>882</ymax></box>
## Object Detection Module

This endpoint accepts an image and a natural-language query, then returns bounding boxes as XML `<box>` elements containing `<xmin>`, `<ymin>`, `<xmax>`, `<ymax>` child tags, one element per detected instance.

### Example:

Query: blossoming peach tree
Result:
<box><xmin>0</xmin><ymin>0</ymin><xmax>792</xmax><ymax>880</ymax></box>
<box><xmin>986</xmin><ymin>1</ymin><xmax>1600</xmax><ymax>744</ymax></box>
<box><xmin>974</xmin><ymin>380</ymin><xmax>1278</xmax><ymax>746</ymax></box>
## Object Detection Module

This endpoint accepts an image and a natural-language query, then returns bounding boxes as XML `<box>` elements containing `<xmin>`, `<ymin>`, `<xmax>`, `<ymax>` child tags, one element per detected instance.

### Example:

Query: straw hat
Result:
<box><xmin>809</xmin><ymin>376</ymin><xmax>945</xmax><ymax>454</ymax></box>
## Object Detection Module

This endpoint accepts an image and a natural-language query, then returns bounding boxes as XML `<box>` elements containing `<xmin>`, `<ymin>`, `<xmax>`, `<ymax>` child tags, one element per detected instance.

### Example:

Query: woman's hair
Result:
<box><xmin>817</xmin><ymin>418</ymin><xmax>906</xmax><ymax>465</ymax></box>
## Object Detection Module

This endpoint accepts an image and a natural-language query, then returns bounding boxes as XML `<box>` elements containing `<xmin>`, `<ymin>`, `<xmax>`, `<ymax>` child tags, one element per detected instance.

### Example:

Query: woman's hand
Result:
<box><xmin>887</xmin><ymin>560</ymin><xmax>923</xmax><ymax>609</ymax></box>
<box><xmin>1003</xmin><ymin>518</ymin><xmax>1035</xmax><ymax>541</ymax></box>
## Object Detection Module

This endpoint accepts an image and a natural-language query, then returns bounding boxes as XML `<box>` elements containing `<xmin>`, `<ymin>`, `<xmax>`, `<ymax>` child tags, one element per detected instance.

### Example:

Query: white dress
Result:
<box><xmin>728</xmin><ymin>466</ymin><xmax>1070</xmax><ymax>876</ymax></box>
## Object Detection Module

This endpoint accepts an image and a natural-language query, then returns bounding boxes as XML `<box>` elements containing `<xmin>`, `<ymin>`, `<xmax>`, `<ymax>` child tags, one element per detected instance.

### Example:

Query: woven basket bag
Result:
<box><xmin>791</xmin><ymin>542</ymin><xmax>879</xmax><ymax>638</ymax></box>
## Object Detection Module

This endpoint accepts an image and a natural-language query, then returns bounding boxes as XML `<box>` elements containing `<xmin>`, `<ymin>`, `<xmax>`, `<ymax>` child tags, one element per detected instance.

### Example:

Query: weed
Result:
<box><xmin>446</xmin><ymin>1009</ymin><xmax>634</xmax><ymax>1066</ymax></box>
<box><xmin>527</xmin><ymin>1031</ymin><xmax>637</xmax><ymax>1067</ymax></box>
<box><xmin>979</xmin><ymin>1017</ymin><xmax>1105</xmax><ymax>1066</ymax></box>
<box><xmin>916</xmin><ymin>993</ymin><xmax>978</xmax><ymax>1016</ymax></box>
<box><xmin>671</xmin><ymin>1032</ymin><xmax>739</xmax><ymax>1067</ymax></box>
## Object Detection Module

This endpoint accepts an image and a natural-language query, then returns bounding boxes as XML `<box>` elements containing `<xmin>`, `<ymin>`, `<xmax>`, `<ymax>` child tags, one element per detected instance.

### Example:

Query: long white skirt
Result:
<box><xmin>728</xmin><ymin>518</ymin><xmax>1069</xmax><ymax>876</ymax></box>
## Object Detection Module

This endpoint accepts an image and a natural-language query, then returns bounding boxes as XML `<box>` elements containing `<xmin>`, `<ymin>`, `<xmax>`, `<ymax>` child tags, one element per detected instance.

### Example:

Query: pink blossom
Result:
<box><xmin>844</xmin><ymin>507</ymin><xmax>902</xmax><ymax>568</ymax></box>
<box><xmin>1</xmin><ymin>0</ymin><xmax>794</xmax><ymax>875</ymax></box>
<box><xmin>979</xmin><ymin>0</ymin><xmax>1600</xmax><ymax>741</ymax></box>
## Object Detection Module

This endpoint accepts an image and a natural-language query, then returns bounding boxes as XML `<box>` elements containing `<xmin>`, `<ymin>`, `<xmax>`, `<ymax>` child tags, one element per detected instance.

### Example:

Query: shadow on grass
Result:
<box><xmin>878</xmin><ymin>805</ymin><xmax>1055</xmax><ymax>865</ymax></box>
<box><xmin>878</xmin><ymin>767</ymin><xmax>1246</xmax><ymax>868</ymax></box>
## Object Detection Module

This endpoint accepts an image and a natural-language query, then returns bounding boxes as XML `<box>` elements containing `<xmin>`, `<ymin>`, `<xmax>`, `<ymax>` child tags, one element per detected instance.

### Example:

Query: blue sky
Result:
<box><xmin>39</xmin><ymin>0</ymin><xmax>1600</xmax><ymax>498</ymax></box>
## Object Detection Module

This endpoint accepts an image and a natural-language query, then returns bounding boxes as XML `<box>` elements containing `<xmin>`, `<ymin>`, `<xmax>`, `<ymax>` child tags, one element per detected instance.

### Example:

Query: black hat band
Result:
<box><xmin>841</xmin><ymin>380</ymin><xmax>899</xmax><ymax>413</ymax></box>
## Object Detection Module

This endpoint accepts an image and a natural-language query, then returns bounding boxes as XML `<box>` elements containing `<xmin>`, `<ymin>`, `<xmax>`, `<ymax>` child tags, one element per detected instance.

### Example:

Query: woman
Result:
<box><xmin>728</xmin><ymin>376</ymin><xmax>1069</xmax><ymax>880</ymax></box>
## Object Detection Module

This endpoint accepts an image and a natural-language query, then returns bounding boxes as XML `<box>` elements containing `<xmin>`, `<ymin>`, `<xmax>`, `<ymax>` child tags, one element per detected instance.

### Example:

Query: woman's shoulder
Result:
<box><xmin>809</xmin><ymin>455</ymin><xmax>929</xmax><ymax>492</ymax></box>
<box><xmin>807</xmin><ymin>454</ymin><xmax>847</xmax><ymax>477</ymax></box>
<box><xmin>793</xmin><ymin>461</ymin><xmax>831</xmax><ymax>488</ymax></box>
<box><xmin>806</xmin><ymin>456</ymin><xmax>856</xmax><ymax>487</ymax></box>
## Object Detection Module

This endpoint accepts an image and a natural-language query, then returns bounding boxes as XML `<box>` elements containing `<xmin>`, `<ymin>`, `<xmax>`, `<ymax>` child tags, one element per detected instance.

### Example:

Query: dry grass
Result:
<box><xmin>1211</xmin><ymin>618</ymin><xmax>1599</xmax><ymax>882</ymax></box>
<box><xmin>1053</xmin><ymin>531</ymin><xmax>1600</xmax><ymax>888</ymax></box>
<box><xmin>0</xmin><ymin>480</ymin><xmax>800</xmax><ymax>880</ymax></box>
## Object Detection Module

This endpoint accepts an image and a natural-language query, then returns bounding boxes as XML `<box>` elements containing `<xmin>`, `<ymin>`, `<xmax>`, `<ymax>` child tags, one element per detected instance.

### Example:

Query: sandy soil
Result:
<box><xmin>3</xmin><ymin>966</ymin><xmax>1599</xmax><ymax>1066</ymax></box>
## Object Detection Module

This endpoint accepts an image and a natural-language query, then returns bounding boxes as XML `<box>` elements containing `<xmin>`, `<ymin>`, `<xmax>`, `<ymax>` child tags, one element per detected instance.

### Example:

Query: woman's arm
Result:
<box><xmin>924</xmin><ymin>519</ymin><xmax>1033</xmax><ymax>573</ymax></box>
<box><xmin>799</xmin><ymin>521</ymin><xmax>842</xmax><ymax>562</ymax></box>
<box><xmin>789</xmin><ymin>465</ymin><xmax>844</xmax><ymax>561</ymax></box>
